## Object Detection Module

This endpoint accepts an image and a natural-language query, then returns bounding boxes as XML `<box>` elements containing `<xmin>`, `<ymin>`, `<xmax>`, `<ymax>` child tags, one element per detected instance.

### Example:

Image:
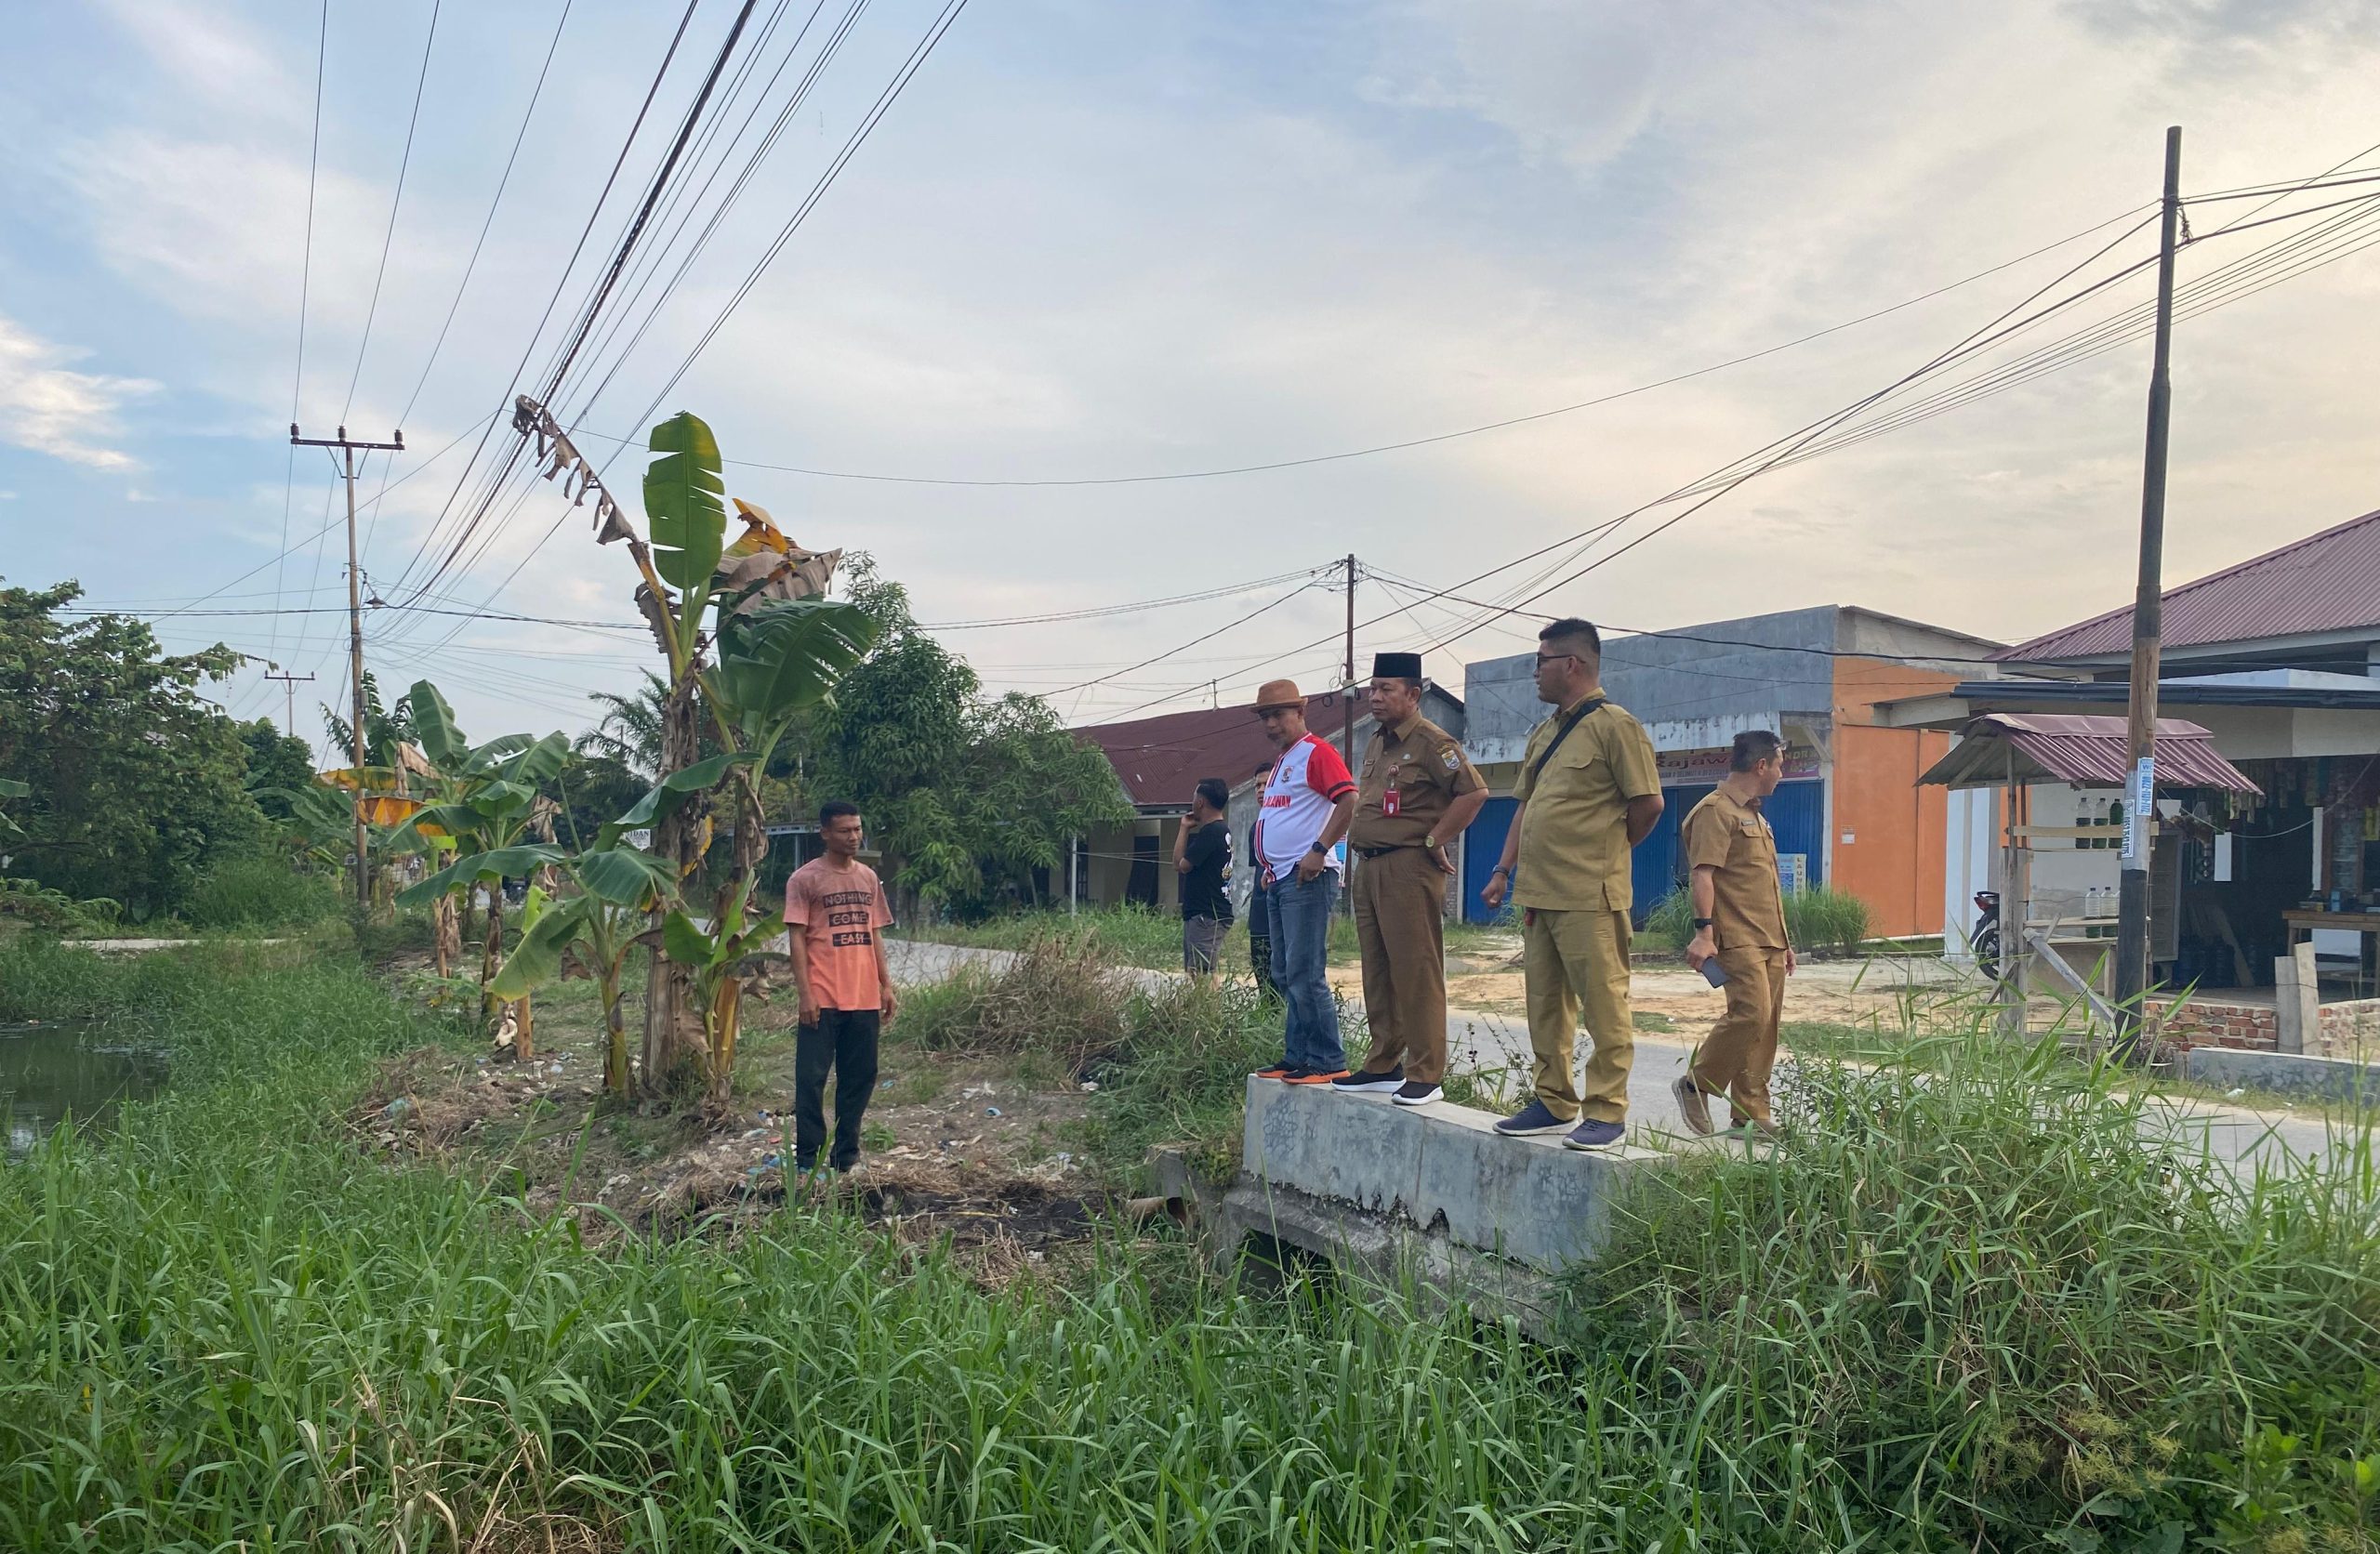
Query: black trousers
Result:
<box><xmin>1247</xmin><ymin>889</ymin><xmax>1277</xmax><ymax>1000</ymax></box>
<box><xmin>795</xmin><ymin>1007</ymin><xmax>881</xmax><ymax>1170</ymax></box>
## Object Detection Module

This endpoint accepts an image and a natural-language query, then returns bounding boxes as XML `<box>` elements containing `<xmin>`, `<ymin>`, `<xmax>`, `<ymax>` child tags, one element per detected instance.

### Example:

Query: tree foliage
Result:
<box><xmin>0</xmin><ymin>579</ymin><xmax>270</xmax><ymax>918</ymax></box>
<box><xmin>240</xmin><ymin>720</ymin><xmax>319</xmax><ymax>822</ymax></box>
<box><xmin>811</xmin><ymin>559</ymin><xmax>1129</xmax><ymax>912</ymax></box>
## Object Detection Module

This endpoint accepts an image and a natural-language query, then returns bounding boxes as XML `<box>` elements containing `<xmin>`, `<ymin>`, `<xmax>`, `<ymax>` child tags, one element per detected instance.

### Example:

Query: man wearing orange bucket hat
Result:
<box><xmin>1247</xmin><ymin>678</ymin><xmax>1356</xmax><ymax>1084</ymax></box>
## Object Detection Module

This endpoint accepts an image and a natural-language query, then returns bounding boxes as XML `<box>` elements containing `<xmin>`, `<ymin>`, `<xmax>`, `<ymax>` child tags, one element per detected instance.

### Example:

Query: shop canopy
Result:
<box><xmin>1917</xmin><ymin>713</ymin><xmax>2261</xmax><ymax>794</ymax></box>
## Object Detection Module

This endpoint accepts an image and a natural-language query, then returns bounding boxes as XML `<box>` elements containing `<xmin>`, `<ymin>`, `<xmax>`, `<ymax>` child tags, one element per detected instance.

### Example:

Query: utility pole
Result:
<box><xmin>2113</xmin><ymin>125</ymin><xmax>2182</xmax><ymax>1058</ymax></box>
<box><xmin>291</xmin><ymin>423</ymin><xmax>404</xmax><ymax>909</ymax></box>
<box><xmin>263</xmin><ymin>669</ymin><xmax>316</xmax><ymax>738</ymax></box>
<box><xmin>1341</xmin><ymin>553</ymin><xmax>1357</xmax><ymax>770</ymax></box>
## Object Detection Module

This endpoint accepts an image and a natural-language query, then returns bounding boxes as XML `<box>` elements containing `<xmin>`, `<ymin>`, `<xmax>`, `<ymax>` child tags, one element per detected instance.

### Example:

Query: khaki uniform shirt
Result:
<box><xmin>1511</xmin><ymin>697</ymin><xmax>1660</xmax><ymax>912</ymax></box>
<box><xmin>1351</xmin><ymin>713</ymin><xmax>1483</xmax><ymax>850</ymax></box>
<box><xmin>1681</xmin><ymin>786</ymin><xmax>1790</xmax><ymax>951</ymax></box>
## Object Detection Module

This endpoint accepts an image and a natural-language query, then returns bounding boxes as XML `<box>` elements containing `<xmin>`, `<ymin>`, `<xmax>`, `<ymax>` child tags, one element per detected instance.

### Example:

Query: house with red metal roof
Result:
<box><xmin>1875</xmin><ymin>508</ymin><xmax>2380</xmax><ymax>1057</ymax></box>
<box><xmin>1073</xmin><ymin>685</ymin><xmax>1464</xmax><ymax>913</ymax></box>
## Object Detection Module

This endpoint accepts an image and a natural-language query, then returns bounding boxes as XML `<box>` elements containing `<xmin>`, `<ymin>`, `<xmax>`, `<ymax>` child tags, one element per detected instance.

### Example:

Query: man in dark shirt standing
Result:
<box><xmin>1245</xmin><ymin>761</ymin><xmax>1277</xmax><ymax>999</ymax></box>
<box><xmin>1174</xmin><ymin>776</ymin><xmax>1234</xmax><ymax>983</ymax></box>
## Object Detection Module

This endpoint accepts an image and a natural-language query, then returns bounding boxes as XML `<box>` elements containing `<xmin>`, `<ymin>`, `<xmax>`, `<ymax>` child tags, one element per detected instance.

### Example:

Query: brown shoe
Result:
<box><xmin>1672</xmin><ymin>1074</ymin><xmax>1714</xmax><ymax>1137</ymax></box>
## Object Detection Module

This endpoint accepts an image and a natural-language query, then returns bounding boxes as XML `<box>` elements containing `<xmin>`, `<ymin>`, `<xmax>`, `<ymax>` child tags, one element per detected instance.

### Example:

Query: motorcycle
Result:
<box><xmin>1971</xmin><ymin>889</ymin><xmax>2001</xmax><ymax>977</ymax></box>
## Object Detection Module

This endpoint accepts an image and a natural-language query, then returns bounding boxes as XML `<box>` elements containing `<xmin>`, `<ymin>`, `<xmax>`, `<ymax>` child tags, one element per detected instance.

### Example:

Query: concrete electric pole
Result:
<box><xmin>262</xmin><ymin>668</ymin><xmax>316</xmax><ymax>738</ymax></box>
<box><xmin>291</xmin><ymin>423</ymin><xmax>404</xmax><ymax>909</ymax></box>
<box><xmin>2113</xmin><ymin>125</ymin><xmax>2183</xmax><ymax>1058</ymax></box>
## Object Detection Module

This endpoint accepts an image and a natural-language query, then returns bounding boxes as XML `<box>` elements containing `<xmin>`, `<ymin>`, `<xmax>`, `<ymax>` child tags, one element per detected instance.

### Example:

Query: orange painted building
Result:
<box><xmin>1829</xmin><ymin>657</ymin><xmax>1961</xmax><ymax>937</ymax></box>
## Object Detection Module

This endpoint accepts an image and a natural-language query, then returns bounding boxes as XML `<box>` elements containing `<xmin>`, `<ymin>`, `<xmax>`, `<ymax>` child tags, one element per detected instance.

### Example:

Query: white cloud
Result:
<box><xmin>0</xmin><ymin>315</ymin><xmax>157</xmax><ymax>469</ymax></box>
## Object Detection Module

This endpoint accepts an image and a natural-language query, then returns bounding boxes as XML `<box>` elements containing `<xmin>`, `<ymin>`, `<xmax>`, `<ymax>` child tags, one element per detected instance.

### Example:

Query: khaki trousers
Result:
<box><xmin>1352</xmin><ymin>847</ymin><xmax>1448</xmax><ymax>1084</ymax></box>
<box><xmin>1521</xmin><ymin>907</ymin><xmax>1634</xmax><ymax>1124</ymax></box>
<box><xmin>1690</xmin><ymin>946</ymin><xmax>1786</xmax><ymax>1126</ymax></box>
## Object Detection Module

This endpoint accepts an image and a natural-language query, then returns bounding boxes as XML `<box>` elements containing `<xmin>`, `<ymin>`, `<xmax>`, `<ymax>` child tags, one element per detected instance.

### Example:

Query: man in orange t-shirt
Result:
<box><xmin>785</xmin><ymin>800</ymin><xmax>898</xmax><ymax>1173</ymax></box>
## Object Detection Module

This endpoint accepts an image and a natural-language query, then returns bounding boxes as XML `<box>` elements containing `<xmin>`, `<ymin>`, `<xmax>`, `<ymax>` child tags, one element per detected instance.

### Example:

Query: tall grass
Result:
<box><xmin>178</xmin><ymin>850</ymin><xmax>347</xmax><ymax>932</ymax></box>
<box><xmin>2</xmin><ymin>939</ymin><xmax>2374</xmax><ymax>1549</ymax></box>
<box><xmin>898</xmin><ymin>902</ymin><xmax>1191</xmax><ymax>969</ymax></box>
<box><xmin>1646</xmin><ymin>883</ymin><xmax>1874</xmax><ymax>956</ymax></box>
<box><xmin>1575</xmin><ymin>1032</ymin><xmax>2380</xmax><ymax>1547</ymax></box>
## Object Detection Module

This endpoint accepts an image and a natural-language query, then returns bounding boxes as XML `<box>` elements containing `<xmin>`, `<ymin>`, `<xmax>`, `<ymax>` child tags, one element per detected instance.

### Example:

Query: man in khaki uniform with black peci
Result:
<box><xmin>1479</xmin><ymin>617</ymin><xmax>1662</xmax><ymax>1152</ymax></box>
<box><xmin>1675</xmin><ymin>729</ymin><xmax>1795</xmax><ymax>1139</ymax></box>
<box><xmin>1332</xmin><ymin>652</ymin><xmax>1488</xmax><ymax>1108</ymax></box>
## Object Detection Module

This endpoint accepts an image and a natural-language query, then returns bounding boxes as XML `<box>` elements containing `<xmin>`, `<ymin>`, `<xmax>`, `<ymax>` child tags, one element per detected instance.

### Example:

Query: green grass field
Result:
<box><xmin>2</xmin><ymin>932</ymin><xmax>2374</xmax><ymax>1550</ymax></box>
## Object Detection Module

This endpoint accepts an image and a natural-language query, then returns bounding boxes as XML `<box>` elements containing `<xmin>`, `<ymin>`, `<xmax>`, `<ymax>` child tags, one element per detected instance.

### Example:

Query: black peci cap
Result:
<box><xmin>1370</xmin><ymin>651</ymin><xmax>1424</xmax><ymax>680</ymax></box>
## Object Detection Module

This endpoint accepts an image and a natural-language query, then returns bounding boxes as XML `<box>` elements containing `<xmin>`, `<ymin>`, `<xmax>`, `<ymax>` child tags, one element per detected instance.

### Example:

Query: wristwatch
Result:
<box><xmin>1307</xmin><ymin>841</ymin><xmax>1328</xmax><ymax>857</ymax></box>
<box><xmin>1422</xmin><ymin>835</ymin><xmax>1441</xmax><ymax>851</ymax></box>
<box><xmin>1692</xmin><ymin>916</ymin><xmax>1714</xmax><ymax>929</ymax></box>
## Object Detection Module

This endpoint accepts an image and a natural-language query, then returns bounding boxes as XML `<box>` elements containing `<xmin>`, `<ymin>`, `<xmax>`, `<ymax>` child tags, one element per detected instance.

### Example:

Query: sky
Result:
<box><xmin>4</xmin><ymin>0</ymin><xmax>2378</xmax><ymax>756</ymax></box>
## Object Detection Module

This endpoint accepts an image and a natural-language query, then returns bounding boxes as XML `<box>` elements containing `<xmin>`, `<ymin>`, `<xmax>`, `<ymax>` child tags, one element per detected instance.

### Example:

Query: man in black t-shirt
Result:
<box><xmin>1245</xmin><ymin>759</ymin><xmax>1277</xmax><ymax>1000</ymax></box>
<box><xmin>1173</xmin><ymin>775</ymin><xmax>1234</xmax><ymax>982</ymax></box>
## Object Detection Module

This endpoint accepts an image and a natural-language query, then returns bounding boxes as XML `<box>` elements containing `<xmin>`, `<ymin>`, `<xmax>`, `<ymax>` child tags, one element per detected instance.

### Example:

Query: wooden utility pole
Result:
<box><xmin>291</xmin><ymin>423</ymin><xmax>404</xmax><ymax>908</ymax></box>
<box><xmin>2113</xmin><ymin>125</ymin><xmax>2182</xmax><ymax>1058</ymax></box>
<box><xmin>263</xmin><ymin>669</ymin><xmax>315</xmax><ymax>738</ymax></box>
<box><xmin>1340</xmin><ymin>553</ymin><xmax>1357</xmax><ymax>769</ymax></box>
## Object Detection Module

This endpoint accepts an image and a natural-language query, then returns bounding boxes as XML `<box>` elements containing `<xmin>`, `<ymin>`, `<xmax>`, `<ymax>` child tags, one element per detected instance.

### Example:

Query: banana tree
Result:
<box><xmin>492</xmin><ymin>840</ymin><xmax>679</xmax><ymax>1094</ymax></box>
<box><xmin>390</xmin><ymin>714</ymin><xmax>572</xmax><ymax>1020</ymax></box>
<box><xmin>518</xmin><ymin>399</ymin><xmax>865</xmax><ymax>1097</ymax></box>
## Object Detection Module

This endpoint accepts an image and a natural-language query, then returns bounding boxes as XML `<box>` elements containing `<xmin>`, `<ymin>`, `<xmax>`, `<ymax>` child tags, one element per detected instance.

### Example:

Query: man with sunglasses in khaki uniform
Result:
<box><xmin>1479</xmin><ymin>617</ymin><xmax>1662</xmax><ymax>1152</ymax></box>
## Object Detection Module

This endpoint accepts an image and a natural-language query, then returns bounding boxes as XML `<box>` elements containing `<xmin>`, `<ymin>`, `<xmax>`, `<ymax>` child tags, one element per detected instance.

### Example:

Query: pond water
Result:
<box><xmin>0</xmin><ymin>1021</ymin><xmax>169</xmax><ymax>1159</ymax></box>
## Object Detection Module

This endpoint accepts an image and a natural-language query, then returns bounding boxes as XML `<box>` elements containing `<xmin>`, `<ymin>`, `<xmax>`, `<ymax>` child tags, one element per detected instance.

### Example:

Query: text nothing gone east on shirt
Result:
<box><xmin>1257</xmin><ymin>733</ymin><xmax>1356</xmax><ymax>877</ymax></box>
<box><xmin>783</xmin><ymin>858</ymin><xmax>894</xmax><ymax>1011</ymax></box>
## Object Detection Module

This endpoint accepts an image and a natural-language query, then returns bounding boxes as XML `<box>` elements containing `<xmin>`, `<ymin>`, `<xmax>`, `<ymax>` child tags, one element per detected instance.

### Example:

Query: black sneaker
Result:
<box><xmin>1330</xmin><ymin>1067</ymin><xmax>1404</xmax><ymax>1093</ymax></box>
<box><xmin>1391</xmin><ymin>1080</ymin><xmax>1443</xmax><ymax>1107</ymax></box>
<box><xmin>1254</xmin><ymin>1060</ymin><xmax>1296</xmax><ymax>1080</ymax></box>
<box><xmin>1494</xmin><ymin>1099</ymin><xmax>1570</xmax><ymax>1137</ymax></box>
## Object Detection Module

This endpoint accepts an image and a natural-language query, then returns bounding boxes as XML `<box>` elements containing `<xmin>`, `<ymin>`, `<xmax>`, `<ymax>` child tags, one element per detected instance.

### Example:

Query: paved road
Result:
<box><xmin>887</xmin><ymin>937</ymin><xmax>2373</xmax><ymax>1182</ymax></box>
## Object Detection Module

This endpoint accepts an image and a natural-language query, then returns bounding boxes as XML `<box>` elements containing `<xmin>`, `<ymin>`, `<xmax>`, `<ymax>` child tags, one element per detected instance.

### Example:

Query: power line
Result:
<box><xmin>399</xmin><ymin>0</ymin><xmax>972</xmax><ymax>661</ymax></box>
<box><xmin>364</xmin><ymin>0</ymin><xmax>575</xmax><ymax>564</ymax></box>
<box><xmin>602</xmin><ymin>0</ymin><xmax>974</xmax><ymax>434</ymax></box>
<box><xmin>271</xmin><ymin>0</ymin><xmax>330</xmax><ymax>665</ymax></box>
<box><xmin>574</xmin><ymin>202</ymin><xmax>2175</xmax><ymax>489</ymax></box>
<box><xmin>339</xmin><ymin>0</ymin><xmax>442</xmax><ymax>425</ymax></box>
<box><xmin>377</xmin><ymin>0</ymin><xmax>707</xmax><ymax>611</ymax></box>
<box><xmin>918</xmin><ymin>568</ymin><xmax>1327</xmax><ymax>630</ymax></box>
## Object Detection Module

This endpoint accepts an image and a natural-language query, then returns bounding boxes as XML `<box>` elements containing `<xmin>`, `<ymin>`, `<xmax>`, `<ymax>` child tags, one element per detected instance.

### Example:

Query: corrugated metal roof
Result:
<box><xmin>1078</xmin><ymin>696</ymin><xmax>1355</xmax><ymax>810</ymax></box>
<box><xmin>1917</xmin><ymin>713</ymin><xmax>2261</xmax><ymax>792</ymax></box>
<box><xmin>1998</xmin><ymin>508</ymin><xmax>2380</xmax><ymax>662</ymax></box>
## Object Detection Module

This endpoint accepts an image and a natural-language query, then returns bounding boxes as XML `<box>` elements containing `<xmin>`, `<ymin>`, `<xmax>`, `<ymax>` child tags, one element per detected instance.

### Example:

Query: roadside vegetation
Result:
<box><xmin>1646</xmin><ymin>881</ymin><xmax>1875</xmax><ymax>956</ymax></box>
<box><xmin>898</xmin><ymin>900</ymin><xmax>1518</xmax><ymax>970</ymax></box>
<box><xmin>3</xmin><ymin>925</ymin><xmax>2374</xmax><ymax>1551</ymax></box>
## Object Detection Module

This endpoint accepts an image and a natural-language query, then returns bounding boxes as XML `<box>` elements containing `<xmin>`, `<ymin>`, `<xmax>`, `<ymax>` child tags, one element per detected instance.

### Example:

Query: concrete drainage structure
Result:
<box><xmin>1207</xmin><ymin>1077</ymin><xmax>1666</xmax><ymax>1337</ymax></box>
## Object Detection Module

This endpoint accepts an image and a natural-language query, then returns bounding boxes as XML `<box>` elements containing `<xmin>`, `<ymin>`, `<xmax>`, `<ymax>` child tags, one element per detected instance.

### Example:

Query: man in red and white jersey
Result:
<box><xmin>1250</xmin><ymin>678</ymin><xmax>1356</xmax><ymax>1083</ymax></box>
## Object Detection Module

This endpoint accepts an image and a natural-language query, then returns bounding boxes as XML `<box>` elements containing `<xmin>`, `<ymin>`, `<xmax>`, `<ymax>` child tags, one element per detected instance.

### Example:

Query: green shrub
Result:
<box><xmin>179</xmin><ymin>851</ymin><xmax>344</xmax><ymax>932</ymax></box>
<box><xmin>1785</xmin><ymin>884</ymin><xmax>1871</xmax><ymax>955</ymax></box>
<box><xmin>895</xmin><ymin>933</ymin><xmax>1134</xmax><ymax>1073</ymax></box>
<box><xmin>1645</xmin><ymin>884</ymin><xmax>1872</xmax><ymax>957</ymax></box>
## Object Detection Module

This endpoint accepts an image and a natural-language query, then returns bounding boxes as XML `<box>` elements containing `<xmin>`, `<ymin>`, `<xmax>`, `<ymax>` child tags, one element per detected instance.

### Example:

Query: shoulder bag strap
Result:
<box><xmin>1527</xmin><ymin>697</ymin><xmax>1606</xmax><ymax>787</ymax></box>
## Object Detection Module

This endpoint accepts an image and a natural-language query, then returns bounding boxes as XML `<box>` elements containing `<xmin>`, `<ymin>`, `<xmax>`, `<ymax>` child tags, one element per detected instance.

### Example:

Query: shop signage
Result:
<box><xmin>1656</xmin><ymin>744</ymin><xmax>1821</xmax><ymax>786</ymax></box>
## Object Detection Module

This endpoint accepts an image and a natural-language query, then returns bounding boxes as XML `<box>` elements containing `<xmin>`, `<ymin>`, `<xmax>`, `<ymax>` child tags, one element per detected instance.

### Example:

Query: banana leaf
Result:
<box><xmin>406</xmin><ymin>681</ymin><xmax>468</xmax><ymax>772</ymax></box>
<box><xmin>644</xmin><ymin>412</ymin><xmax>725</xmax><ymax>594</ymax></box>
<box><xmin>715</xmin><ymin>597</ymin><xmax>879</xmax><ymax>733</ymax></box>
<box><xmin>396</xmin><ymin>844</ymin><xmax>567</xmax><ymax>908</ymax></box>
<box><xmin>491</xmin><ymin>899</ymin><xmax>588</xmax><ymax>1000</ymax></box>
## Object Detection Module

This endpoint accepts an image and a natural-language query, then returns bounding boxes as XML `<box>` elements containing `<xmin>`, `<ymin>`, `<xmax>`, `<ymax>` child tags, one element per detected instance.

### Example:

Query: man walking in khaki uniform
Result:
<box><xmin>1479</xmin><ymin>618</ymin><xmax>1662</xmax><ymax>1152</ymax></box>
<box><xmin>1332</xmin><ymin>652</ymin><xmax>1487</xmax><ymax>1108</ymax></box>
<box><xmin>1676</xmin><ymin>730</ymin><xmax>1795</xmax><ymax>1139</ymax></box>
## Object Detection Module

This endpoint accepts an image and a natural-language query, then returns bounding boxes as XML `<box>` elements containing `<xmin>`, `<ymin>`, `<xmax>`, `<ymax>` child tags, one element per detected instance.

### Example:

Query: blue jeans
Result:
<box><xmin>1267</xmin><ymin>870</ymin><xmax>1344</xmax><ymax>1073</ymax></box>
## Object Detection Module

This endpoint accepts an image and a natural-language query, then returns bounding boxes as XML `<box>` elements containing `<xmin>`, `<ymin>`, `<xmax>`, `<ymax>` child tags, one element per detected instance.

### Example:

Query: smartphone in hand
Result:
<box><xmin>1700</xmin><ymin>958</ymin><xmax>1728</xmax><ymax>989</ymax></box>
